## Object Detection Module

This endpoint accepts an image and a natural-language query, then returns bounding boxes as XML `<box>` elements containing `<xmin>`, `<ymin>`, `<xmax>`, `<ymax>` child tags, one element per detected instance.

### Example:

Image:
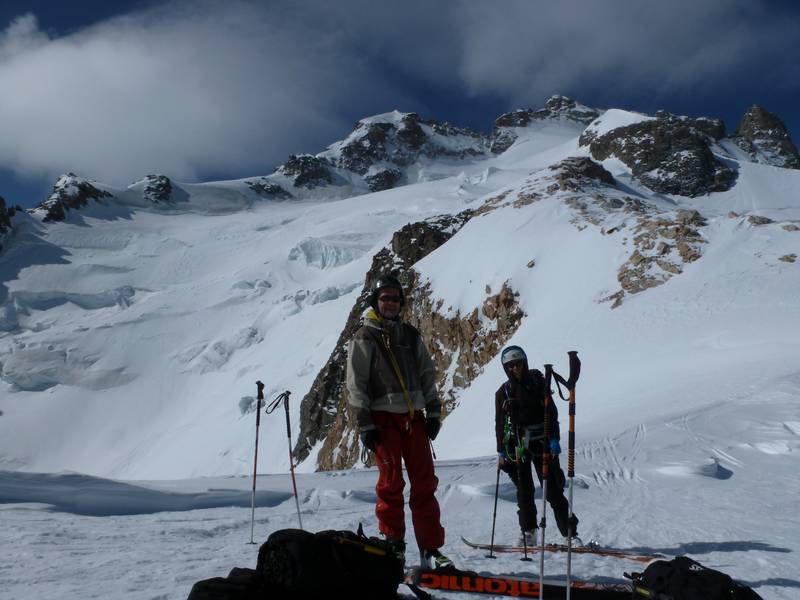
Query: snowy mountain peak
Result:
<box><xmin>731</xmin><ymin>104</ymin><xmax>800</xmax><ymax>169</ymax></box>
<box><xmin>490</xmin><ymin>95</ymin><xmax>601</xmax><ymax>153</ymax></box>
<box><xmin>129</xmin><ymin>174</ymin><xmax>175</xmax><ymax>204</ymax></box>
<box><xmin>32</xmin><ymin>173</ymin><xmax>114</xmax><ymax>222</ymax></box>
<box><xmin>262</xmin><ymin>110</ymin><xmax>490</xmax><ymax>196</ymax></box>
<box><xmin>315</xmin><ymin>110</ymin><xmax>488</xmax><ymax>190</ymax></box>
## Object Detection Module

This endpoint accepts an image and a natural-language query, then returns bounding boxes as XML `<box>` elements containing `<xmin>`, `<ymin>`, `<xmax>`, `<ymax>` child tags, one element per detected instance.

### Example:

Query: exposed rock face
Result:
<box><xmin>142</xmin><ymin>175</ymin><xmax>172</xmax><ymax>203</ymax></box>
<box><xmin>580</xmin><ymin>112</ymin><xmax>735</xmax><ymax>197</ymax></box>
<box><xmin>613</xmin><ymin>209</ymin><xmax>707</xmax><ymax>305</ymax></box>
<box><xmin>328</xmin><ymin>112</ymin><xmax>488</xmax><ymax>187</ymax></box>
<box><xmin>0</xmin><ymin>196</ymin><xmax>10</xmax><ymax>234</ymax></box>
<box><xmin>491</xmin><ymin>95</ymin><xmax>600</xmax><ymax>154</ymax></box>
<box><xmin>245</xmin><ymin>178</ymin><xmax>293</xmax><ymax>199</ymax></box>
<box><xmin>338</xmin><ymin>122</ymin><xmax>394</xmax><ymax>174</ymax></box>
<box><xmin>294</xmin><ymin>210</ymin><xmax>479</xmax><ymax>469</ymax></box>
<box><xmin>279</xmin><ymin>154</ymin><xmax>334</xmax><ymax>189</ymax></box>
<box><xmin>0</xmin><ymin>196</ymin><xmax>14</xmax><ymax>255</ymax></box>
<box><xmin>407</xmin><ymin>278</ymin><xmax>523</xmax><ymax>412</ymax></box>
<box><xmin>548</xmin><ymin>156</ymin><xmax>615</xmax><ymax>189</ymax></box>
<box><xmin>731</xmin><ymin>105</ymin><xmax>800</xmax><ymax>169</ymax></box>
<box><xmin>747</xmin><ymin>215</ymin><xmax>774</xmax><ymax>226</ymax></box>
<box><xmin>35</xmin><ymin>173</ymin><xmax>113</xmax><ymax>222</ymax></box>
<box><xmin>364</xmin><ymin>168</ymin><xmax>402</xmax><ymax>192</ymax></box>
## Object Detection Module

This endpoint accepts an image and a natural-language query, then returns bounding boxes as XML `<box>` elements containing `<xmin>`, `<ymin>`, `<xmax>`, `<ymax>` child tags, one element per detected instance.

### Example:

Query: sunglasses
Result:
<box><xmin>378</xmin><ymin>295</ymin><xmax>402</xmax><ymax>303</ymax></box>
<box><xmin>506</xmin><ymin>360</ymin><xmax>524</xmax><ymax>369</ymax></box>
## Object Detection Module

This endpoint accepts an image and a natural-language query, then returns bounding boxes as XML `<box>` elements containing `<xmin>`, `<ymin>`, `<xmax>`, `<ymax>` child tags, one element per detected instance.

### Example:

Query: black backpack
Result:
<box><xmin>256</xmin><ymin>527</ymin><xmax>404</xmax><ymax>599</ymax></box>
<box><xmin>631</xmin><ymin>556</ymin><xmax>763</xmax><ymax>600</ymax></box>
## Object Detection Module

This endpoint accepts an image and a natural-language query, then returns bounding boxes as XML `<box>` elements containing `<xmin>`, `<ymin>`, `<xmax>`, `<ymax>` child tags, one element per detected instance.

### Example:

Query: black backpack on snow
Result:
<box><xmin>256</xmin><ymin>527</ymin><xmax>404</xmax><ymax>599</ymax></box>
<box><xmin>631</xmin><ymin>556</ymin><xmax>762</xmax><ymax>600</ymax></box>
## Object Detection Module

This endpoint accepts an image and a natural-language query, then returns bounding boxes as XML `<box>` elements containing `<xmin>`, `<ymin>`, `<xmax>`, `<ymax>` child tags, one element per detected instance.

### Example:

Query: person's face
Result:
<box><xmin>376</xmin><ymin>287</ymin><xmax>402</xmax><ymax>320</ymax></box>
<box><xmin>506</xmin><ymin>360</ymin><xmax>525</xmax><ymax>381</ymax></box>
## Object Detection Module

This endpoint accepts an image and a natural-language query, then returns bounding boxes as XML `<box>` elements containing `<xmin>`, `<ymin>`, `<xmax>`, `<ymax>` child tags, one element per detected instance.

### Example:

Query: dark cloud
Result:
<box><xmin>0</xmin><ymin>0</ymin><xmax>797</xmax><ymax>192</ymax></box>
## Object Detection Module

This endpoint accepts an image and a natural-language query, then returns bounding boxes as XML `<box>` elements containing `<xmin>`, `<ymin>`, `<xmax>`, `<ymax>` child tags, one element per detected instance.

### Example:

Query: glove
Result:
<box><xmin>360</xmin><ymin>429</ymin><xmax>379</xmax><ymax>452</ymax></box>
<box><xmin>497</xmin><ymin>450</ymin><xmax>516</xmax><ymax>474</ymax></box>
<box><xmin>497</xmin><ymin>450</ymin><xmax>510</xmax><ymax>466</ymax></box>
<box><xmin>549</xmin><ymin>438</ymin><xmax>561</xmax><ymax>456</ymax></box>
<box><xmin>425</xmin><ymin>417</ymin><xmax>441</xmax><ymax>441</ymax></box>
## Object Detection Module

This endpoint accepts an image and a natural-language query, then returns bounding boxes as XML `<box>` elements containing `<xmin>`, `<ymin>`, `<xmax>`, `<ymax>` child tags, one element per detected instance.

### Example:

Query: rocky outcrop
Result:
<box><xmin>279</xmin><ymin>154</ymin><xmax>334</xmax><ymax>189</ymax></box>
<box><xmin>407</xmin><ymin>278</ymin><xmax>523</xmax><ymax>412</ymax></box>
<box><xmin>580</xmin><ymin>112</ymin><xmax>735</xmax><ymax>197</ymax></box>
<box><xmin>548</xmin><ymin>156</ymin><xmax>615</xmax><ymax>190</ymax></box>
<box><xmin>731</xmin><ymin>105</ymin><xmax>800</xmax><ymax>169</ymax></box>
<box><xmin>0</xmin><ymin>196</ymin><xmax>19</xmax><ymax>255</ymax></box>
<box><xmin>328</xmin><ymin>112</ymin><xmax>487</xmax><ymax>185</ymax></box>
<box><xmin>0</xmin><ymin>196</ymin><xmax>10</xmax><ymax>234</ymax></box>
<box><xmin>565</xmin><ymin>190</ymin><xmax>708</xmax><ymax>308</ymax></box>
<box><xmin>491</xmin><ymin>95</ymin><xmax>600</xmax><ymax>153</ymax></box>
<box><xmin>245</xmin><ymin>178</ymin><xmax>293</xmax><ymax>199</ymax></box>
<box><xmin>35</xmin><ymin>173</ymin><xmax>113</xmax><ymax>222</ymax></box>
<box><xmin>364</xmin><ymin>168</ymin><xmax>402</xmax><ymax>192</ymax></box>
<box><xmin>747</xmin><ymin>215</ymin><xmax>774</xmax><ymax>226</ymax></box>
<box><xmin>613</xmin><ymin>209</ymin><xmax>707</xmax><ymax>305</ymax></box>
<box><xmin>142</xmin><ymin>175</ymin><xmax>172</xmax><ymax>203</ymax></box>
<box><xmin>294</xmin><ymin>211</ymin><xmax>477</xmax><ymax>470</ymax></box>
<box><xmin>338</xmin><ymin>122</ymin><xmax>395</xmax><ymax>174</ymax></box>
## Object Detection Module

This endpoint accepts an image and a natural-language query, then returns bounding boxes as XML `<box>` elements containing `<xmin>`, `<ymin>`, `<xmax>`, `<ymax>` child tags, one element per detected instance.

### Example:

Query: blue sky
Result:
<box><xmin>1</xmin><ymin>0</ymin><xmax>799</xmax><ymax>208</ymax></box>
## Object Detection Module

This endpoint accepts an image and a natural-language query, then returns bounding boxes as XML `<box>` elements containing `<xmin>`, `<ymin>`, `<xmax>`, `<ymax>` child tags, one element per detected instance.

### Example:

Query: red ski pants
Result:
<box><xmin>371</xmin><ymin>411</ymin><xmax>445</xmax><ymax>551</ymax></box>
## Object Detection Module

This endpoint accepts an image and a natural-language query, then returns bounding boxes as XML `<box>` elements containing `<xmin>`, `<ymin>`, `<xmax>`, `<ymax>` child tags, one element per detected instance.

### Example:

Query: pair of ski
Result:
<box><xmin>402</xmin><ymin>539</ymin><xmax>661</xmax><ymax>599</ymax></box>
<box><xmin>461</xmin><ymin>537</ymin><xmax>662</xmax><ymax>564</ymax></box>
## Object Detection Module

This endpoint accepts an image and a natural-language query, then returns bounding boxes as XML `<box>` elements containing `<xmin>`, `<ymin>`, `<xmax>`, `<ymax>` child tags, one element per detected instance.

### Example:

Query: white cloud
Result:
<box><xmin>0</xmin><ymin>1</ymin><xmax>415</xmax><ymax>186</ymax></box>
<box><xmin>0</xmin><ymin>13</ymin><xmax>49</xmax><ymax>62</ymax></box>
<box><xmin>0</xmin><ymin>0</ymin><xmax>796</xmax><ymax>188</ymax></box>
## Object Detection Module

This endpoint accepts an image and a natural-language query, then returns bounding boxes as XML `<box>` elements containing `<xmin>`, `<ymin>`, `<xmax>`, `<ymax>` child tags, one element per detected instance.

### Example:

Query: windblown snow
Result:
<box><xmin>1</xmin><ymin>107</ymin><xmax>798</xmax><ymax>599</ymax></box>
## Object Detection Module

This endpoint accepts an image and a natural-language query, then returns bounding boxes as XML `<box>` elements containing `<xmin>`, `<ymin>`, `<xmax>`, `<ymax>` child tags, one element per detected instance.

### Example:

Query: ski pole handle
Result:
<box><xmin>566</xmin><ymin>351</ymin><xmax>581</xmax><ymax>388</ymax></box>
<box><xmin>565</xmin><ymin>352</ymin><xmax>579</xmax><ymax>479</ymax></box>
<box><xmin>256</xmin><ymin>381</ymin><xmax>264</xmax><ymax>426</ymax></box>
<box><xmin>283</xmin><ymin>391</ymin><xmax>292</xmax><ymax>440</ymax></box>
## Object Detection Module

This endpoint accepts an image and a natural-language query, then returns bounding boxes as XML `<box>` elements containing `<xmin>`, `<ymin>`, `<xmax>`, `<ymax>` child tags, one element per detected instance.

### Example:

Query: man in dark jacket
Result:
<box><xmin>346</xmin><ymin>274</ymin><xmax>453</xmax><ymax>569</ymax></box>
<box><xmin>495</xmin><ymin>345</ymin><xmax>581</xmax><ymax>546</ymax></box>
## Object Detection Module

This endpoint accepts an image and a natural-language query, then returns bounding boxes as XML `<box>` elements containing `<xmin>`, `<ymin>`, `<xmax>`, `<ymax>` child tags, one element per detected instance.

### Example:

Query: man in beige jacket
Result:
<box><xmin>346</xmin><ymin>274</ymin><xmax>452</xmax><ymax>569</ymax></box>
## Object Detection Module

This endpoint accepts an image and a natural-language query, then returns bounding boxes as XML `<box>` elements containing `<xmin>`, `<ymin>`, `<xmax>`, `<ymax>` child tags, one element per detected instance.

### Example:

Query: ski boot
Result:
<box><xmin>422</xmin><ymin>548</ymin><xmax>455</xmax><ymax>570</ymax></box>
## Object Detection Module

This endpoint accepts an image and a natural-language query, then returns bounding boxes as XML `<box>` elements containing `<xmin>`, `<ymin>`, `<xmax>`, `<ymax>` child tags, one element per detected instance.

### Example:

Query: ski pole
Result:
<box><xmin>248</xmin><ymin>381</ymin><xmax>265</xmax><ymax>544</ymax></box>
<box><xmin>266</xmin><ymin>390</ymin><xmax>304</xmax><ymax>530</ymax></box>
<box><xmin>283</xmin><ymin>391</ymin><xmax>304</xmax><ymax>531</ymax></box>
<box><xmin>540</xmin><ymin>363</ymin><xmax>554</xmax><ymax>600</ymax></box>
<box><xmin>486</xmin><ymin>462</ymin><xmax>501</xmax><ymax>559</ymax></box>
<box><xmin>563</xmin><ymin>351</ymin><xmax>581</xmax><ymax>600</ymax></box>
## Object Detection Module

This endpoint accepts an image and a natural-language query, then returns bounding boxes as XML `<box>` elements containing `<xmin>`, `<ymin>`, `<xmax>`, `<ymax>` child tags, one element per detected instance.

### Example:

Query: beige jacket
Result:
<box><xmin>346</xmin><ymin>308</ymin><xmax>440</xmax><ymax>431</ymax></box>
